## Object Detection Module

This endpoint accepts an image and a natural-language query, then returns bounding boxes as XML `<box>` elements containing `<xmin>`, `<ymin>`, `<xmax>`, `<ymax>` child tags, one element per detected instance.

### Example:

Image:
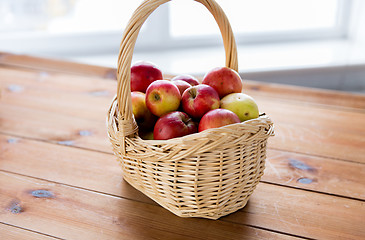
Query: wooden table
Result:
<box><xmin>0</xmin><ymin>52</ymin><xmax>364</xmax><ymax>240</ymax></box>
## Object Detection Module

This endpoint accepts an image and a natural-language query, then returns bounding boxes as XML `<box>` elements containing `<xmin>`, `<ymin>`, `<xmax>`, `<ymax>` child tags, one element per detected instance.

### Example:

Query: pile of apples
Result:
<box><xmin>130</xmin><ymin>61</ymin><xmax>259</xmax><ymax>140</ymax></box>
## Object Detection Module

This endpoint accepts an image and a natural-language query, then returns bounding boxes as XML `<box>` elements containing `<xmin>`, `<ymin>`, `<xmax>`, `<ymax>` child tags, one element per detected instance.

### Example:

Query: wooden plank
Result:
<box><xmin>0</xmin><ymin>223</ymin><xmax>58</xmax><ymax>240</ymax></box>
<box><xmin>1</xmin><ymin>134</ymin><xmax>364</xmax><ymax>202</ymax></box>
<box><xmin>1</xmin><ymin>52</ymin><xmax>365</xmax><ymax>110</ymax></box>
<box><xmin>1</xmin><ymin>134</ymin><xmax>365</xmax><ymax>240</ymax></box>
<box><xmin>1</xmin><ymin>66</ymin><xmax>365</xmax><ymax>164</ymax></box>
<box><xmin>0</xmin><ymin>67</ymin><xmax>115</xmax><ymax>121</ymax></box>
<box><xmin>227</xmin><ymin>183</ymin><xmax>365</xmax><ymax>240</ymax></box>
<box><xmin>0</xmin><ymin>172</ymin><xmax>298</xmax><ymax>240</ymax></box>
<box><xmin>0</xmin><ymin>134</ymin><xmax>150</xmax><ymax>204</ymax></box>
<box><xmin>0</xmin><ymin>103</ymin><xmax>109</xmax><ymax>152</ymax></box>
<box><xmin>0</xmin><ymin>52</ymin><xmax>117</xmax><ymax>79</ymax></box>
<box><xmin>244</xmin><ymin>79</ymin><xmax>365</xmax><ymax>110</ymax></box>
<box><xmin>263</xmin><ymin>149</ymin><xmax>365</xmax><ymax>201</ymax></box>
<box><xmin>258</xmin><ymin>98</ymin><xmax>365</xmax><ymax>163</ymax></box>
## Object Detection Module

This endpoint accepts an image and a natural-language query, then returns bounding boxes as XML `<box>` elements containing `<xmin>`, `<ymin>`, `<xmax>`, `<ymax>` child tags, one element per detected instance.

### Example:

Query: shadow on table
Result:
<box><xmin>111</xmin><ymin>179</ymin><xmax>265</xmax><ymax>239</ymax></box>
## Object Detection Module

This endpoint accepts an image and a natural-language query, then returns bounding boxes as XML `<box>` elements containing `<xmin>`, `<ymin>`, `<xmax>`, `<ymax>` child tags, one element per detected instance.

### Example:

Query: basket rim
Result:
<box><xmin>139</xmin><ymin>113</ymin><xmax>273</xmax><ymax>144</ymax></box>
<box><xmin>108</xmin><ymin>94</ymin><xmax>274</xmax><ymax>146</ymax></box>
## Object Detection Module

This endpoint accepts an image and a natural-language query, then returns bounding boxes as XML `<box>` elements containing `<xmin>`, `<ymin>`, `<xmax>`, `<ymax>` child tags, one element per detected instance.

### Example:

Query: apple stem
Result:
<box><xmin>189</xmin><ymin>88</ymin><xmax>197</xmax><ymax>99</ymax></box>
<box><xmin>183</xmin><ymin>117</ymin><xmax>192</xmax><ymax>125</ymax></box>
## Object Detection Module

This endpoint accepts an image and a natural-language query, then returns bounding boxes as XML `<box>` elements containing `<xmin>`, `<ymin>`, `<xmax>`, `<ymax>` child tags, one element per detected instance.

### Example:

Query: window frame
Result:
<box><xmin>144</xmin><ymin>0</ymin><xmax>352</xmax><ymax>50</ymax></box>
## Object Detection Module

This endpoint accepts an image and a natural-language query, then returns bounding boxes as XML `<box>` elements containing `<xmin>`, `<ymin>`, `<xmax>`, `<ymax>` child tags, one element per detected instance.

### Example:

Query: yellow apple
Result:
<box><xmin>220</xmin><ymin>93</ymin><xmax>259</xmax><ymax>122</ymax></box>
<box><xmin>131</xmin><ymin>91</ymin><xmax>157</xmax><ymax>131</ymax></box>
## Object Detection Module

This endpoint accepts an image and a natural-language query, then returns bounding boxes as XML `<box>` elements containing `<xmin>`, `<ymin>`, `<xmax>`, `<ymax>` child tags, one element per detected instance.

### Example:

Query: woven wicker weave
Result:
<box><xmin>107</xmin><ymin>0</ymin><xmax>274</xmax><ymax>220</ymax></box>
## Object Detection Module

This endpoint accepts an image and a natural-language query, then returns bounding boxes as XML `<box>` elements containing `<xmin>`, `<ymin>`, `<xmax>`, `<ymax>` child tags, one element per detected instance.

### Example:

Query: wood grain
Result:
<box><xmin>1</xmin><ymin>66</ymin><xmax>365</xmax><ymax>164</ymax></box>
<box><xmin>227</xmin><ymin>183</ymin><xmax>365</xmax><ymax>240</ymax></box>
<box><xmin>1</xmin><ymin>52</ymin><xmax>364</xmax><ymax>110</ymax></box>
<box><xmin>0</xmin><ymin>52</ymin><xmax>117</xmax><ymax>79</ymax></box>
<box><xmin>0</xmin><ymin>172</ymin><xmax>298</xmax><ymax>240</ymax></box>
<box><xmin>263</xmin><ymin>149</ymin><xmax>365</xmax><ymax>201</ymax></box>
<box><xmin>0</xmin><ymin>102</ymin><xmax>108</xmax><ymax>154</ymax></box>
<box><xmin>258</xmin><ymin>99</ymin><xmax>365</xmax><ymax>164</ymax></box>
<box><xmin>244</xmin><ymin>79</ymin><xmax>365</xmax><ymax>110</ymax></box>
<box><xmin>0</xmin><ymin>134</ymin><xmax>151</xmax><ymax>204</ymax></box>
<box><xmin>0</xmin><ymin>223</ymin><xmax>58</xmax><ymax>240</ymax></box>
<box><xmin>1</xmin><ymin>134</ymin><xmax>364</xmax><ymax>203</ymax></box>
<box><xmin>1</xmin><ymin>53</ymin><xmax>365</xmax><ymax>239</ymax></box>
<box><xmin>1</xmin><ymin>135</ymin><xmax>364</xmax><ymax>239</ymax></box>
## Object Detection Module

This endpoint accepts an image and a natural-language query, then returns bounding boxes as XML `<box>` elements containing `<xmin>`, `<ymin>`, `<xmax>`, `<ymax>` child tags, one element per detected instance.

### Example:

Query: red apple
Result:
<box><xmin>131</xmin><ymin>91</ymin><xmax>157</xmax><ymax>131</ymax></box>
<box><xmin>198</xmin><ymin>109</ymin><xmax>240</xmax><ymax>132</ymax></box>
<box><xmin>146</xmin><ymin>80</ymin><xmax>181</xmax><ymax>117</ymax></box>
<box><xmin>131</xmin><ymin>61</ymin><xmax>163</xmax><ymax>93</ymax></box>
<box><xmin>202</xmin><ymin>67</ymin><xmax>242</xmax><ymax>98</ymax></box>
<box><xmin>181</xmin><ymin>84</ymin><xmax>220</xmax><ymax>119</ymax></box>
<box><xmin>154</xmin><ymin>111</ymin><xmax>197</xmax><ymax>140</ymax></box>
<box><xmin>171</xmin><ymin>74</ymin><xmax>200</xmax><ymax>86</ymax></box>
<box><xmin>138</xmin><ymin>113</ymin><xmax>158</xmax><ymax>131</ymax></box>
<box><xmin>171</xmin><ymin>79</ymin><xmax>191</xmax><ymax>96</ymax></box>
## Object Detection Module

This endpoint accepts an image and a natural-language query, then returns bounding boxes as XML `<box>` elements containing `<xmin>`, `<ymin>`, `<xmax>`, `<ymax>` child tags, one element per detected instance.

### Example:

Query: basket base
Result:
<box><xmin>123</xmin><ymin>174</ymin><xmax>252</xmax><ymax>220</ymax></box>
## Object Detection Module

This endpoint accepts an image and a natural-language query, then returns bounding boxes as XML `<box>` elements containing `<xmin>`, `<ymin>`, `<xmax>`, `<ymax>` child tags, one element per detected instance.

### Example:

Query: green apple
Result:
<box><xmin>139</xmin><ymin>131</ymin><xmax>154</xmax><ymax>140</ymax></box>
<box><xmin>220</xmin><ymin>93</ymin><xmax>259</xmax><ymax>122</ymax></box>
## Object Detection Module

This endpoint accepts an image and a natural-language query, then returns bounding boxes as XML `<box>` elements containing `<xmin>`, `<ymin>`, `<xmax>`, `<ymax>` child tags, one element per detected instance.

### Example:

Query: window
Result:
<box><xmin>0</xmin><ymin>0</ymin><xmax>144</xmax><ymax>55</ymax></box>
<box><xmin>0</xmin><ymin>0</ymin><xmax>141</xmax><ymax>33</ymax></box>
<box><xmin>171</xmin><ymin>0</ymin><xmax>348</xmax><ymax>41</ymax></box>
<box><xmin>0</xmin><ymin>0</ymin><xmax>352</xmax><ymax>55</ymax></box>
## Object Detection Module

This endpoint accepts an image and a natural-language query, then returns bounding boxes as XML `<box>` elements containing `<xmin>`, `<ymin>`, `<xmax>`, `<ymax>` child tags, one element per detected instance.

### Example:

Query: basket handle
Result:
<box><xmin>116</xmin><ymin>0</ymin><xmax>238</xmax><ymax>135</ymax></box>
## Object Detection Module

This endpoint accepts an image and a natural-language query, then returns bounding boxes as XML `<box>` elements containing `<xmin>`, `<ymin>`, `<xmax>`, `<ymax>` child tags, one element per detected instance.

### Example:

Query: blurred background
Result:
<box><xmin>0</xmin><ymin>0</ymin><xmax>364</xmax><ymax>93</ymax></box>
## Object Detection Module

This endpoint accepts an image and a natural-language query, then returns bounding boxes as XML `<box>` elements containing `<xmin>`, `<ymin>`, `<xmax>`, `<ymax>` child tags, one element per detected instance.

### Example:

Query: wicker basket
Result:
<box><xmin>107</xmin><ymin>0</ymin><xmax>274</xmax><ymax>220</ymax></box>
